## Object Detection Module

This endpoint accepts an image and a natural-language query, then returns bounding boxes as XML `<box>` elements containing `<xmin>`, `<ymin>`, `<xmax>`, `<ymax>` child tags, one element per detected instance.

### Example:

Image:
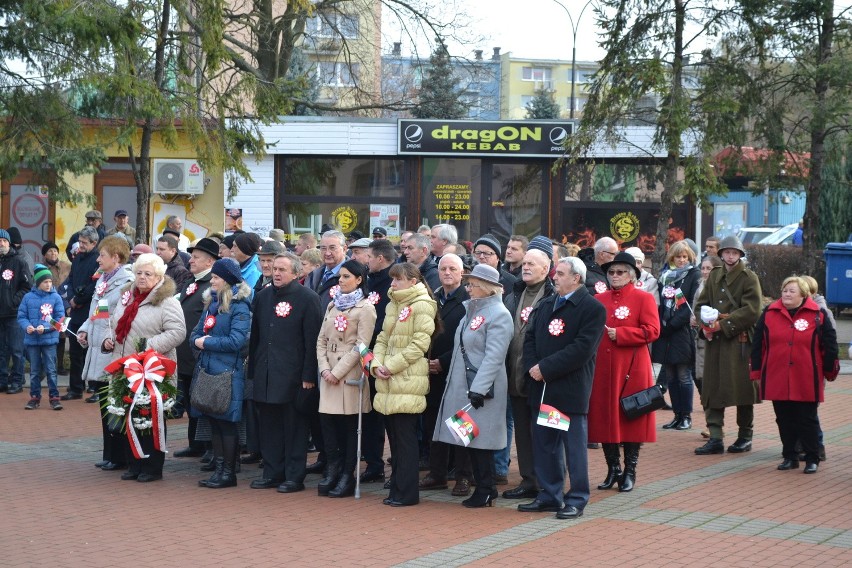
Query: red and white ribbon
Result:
<box><xmin>2</xmin><ymin>269</ymin><xmax>12</xmax><ymax>281</ymax></box>
<box><xmin>123</xmin><ymin>351</ymin><xmax>172</xmax><ymax>459</ymax></box>
<box><xmin>662</xmin><ymin>286</ymin><xmax>676</xmax><ymax>299</ymax></box>
<box><xmin>121</xmin><ymin>290</ymin><xmax>131</xmax><ymax>306</ymax></box>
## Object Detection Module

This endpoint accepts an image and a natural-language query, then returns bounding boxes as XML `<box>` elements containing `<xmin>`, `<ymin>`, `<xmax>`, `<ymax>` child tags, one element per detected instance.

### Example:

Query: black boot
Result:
<box><xmin>619</xmin><ymin>443</ymin><xmax>640</xmax><ymax>492</ymax></box>
<box><xmin>205</xmin><ymin>433</ymin><xmax>238</xmax><ymax>488</ymax></box>
<box><xmin>328</xmin><ymin>473</ymin><xmax>355</xmax><ymax>498</ymax></box>
<box><xmin>675</xmin><ymin>414</ymin><xmax>692</xmax><ymax>430</ymax></box>
<box><xmin>199</xmin><ymin>433</ymin><xmax>224</xmax><ymax>486</ymax></box>
<box><xmin>597</xmin><ymin>443</ymin><xmax>622</xmax><ymax>490</ymax></box>
<box><xmin>662</xmin><ymin>414</ymin><xmax>681</xmax><ymax>429</ymax></box>
<box><xmin>318</xmin><ymin>460</ymin><xmax>342</xmax><ymax>496</ymax></box>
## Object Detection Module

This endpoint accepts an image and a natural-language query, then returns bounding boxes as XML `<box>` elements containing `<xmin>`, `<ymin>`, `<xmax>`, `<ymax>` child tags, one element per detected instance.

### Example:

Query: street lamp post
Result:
<box><xmin>554</xmin><ymin>0</ymin><xmax>596</xmax><ymax>119</ymax></box>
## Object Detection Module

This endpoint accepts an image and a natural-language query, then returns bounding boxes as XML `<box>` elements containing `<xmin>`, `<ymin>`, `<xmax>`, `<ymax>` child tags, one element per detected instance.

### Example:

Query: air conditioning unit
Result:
<box><xmin>152</xmin><ymin>159</ymin><xmax>204</xmax><ymax>195</ymax></box>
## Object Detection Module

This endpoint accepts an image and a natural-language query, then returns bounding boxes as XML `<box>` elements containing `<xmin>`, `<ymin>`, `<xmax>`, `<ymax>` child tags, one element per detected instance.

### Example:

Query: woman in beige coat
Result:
<box><xmin>316</xmin><ymin>260</ymin><xmax>376</xmax><ymax>498</ymax></box>
<box><xmin>103</xmin><ymin>253</ymin><xmax>186</xmax><ymax>482</ymax></box>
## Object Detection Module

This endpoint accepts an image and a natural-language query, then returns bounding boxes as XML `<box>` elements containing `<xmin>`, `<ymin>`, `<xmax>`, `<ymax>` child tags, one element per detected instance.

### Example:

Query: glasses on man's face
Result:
<box><xmin>473</xmin><ymin>250</ymin><xmax>495</xmax><ymax>258</ymax></box>
<box><xmin>601</xmin><ymin>250</ymin><xmax>617</xmax><ymax>258</ymax></box>
<box><xmin>319</xmin><ymin>246</ymin><xmax>340</xmax><ymax>253</ymax></box>
<box><xmin>607</xmin><ymin>269</ymin><xmax>630</xmax><ymax>276</ymax></box>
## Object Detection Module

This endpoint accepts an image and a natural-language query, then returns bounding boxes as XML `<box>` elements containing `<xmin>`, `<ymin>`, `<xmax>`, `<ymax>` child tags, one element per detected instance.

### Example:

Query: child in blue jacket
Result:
<box><xmin>18</xmin><ymin>265</ymin><xmax>65</xmax><ymax>410</ymax></box>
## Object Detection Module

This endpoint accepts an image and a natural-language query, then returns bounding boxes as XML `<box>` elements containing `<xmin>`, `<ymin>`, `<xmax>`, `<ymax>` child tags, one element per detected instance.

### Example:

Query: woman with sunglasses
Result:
<box><xmin>588</xmin><ymin>251</ymin><xmax>661</xmax><ymax>493</ymax></box>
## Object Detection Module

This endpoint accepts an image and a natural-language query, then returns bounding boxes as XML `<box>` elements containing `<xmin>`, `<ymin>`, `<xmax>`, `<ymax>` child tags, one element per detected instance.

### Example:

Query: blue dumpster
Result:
<box><xmin>824</xmin><ymin>242</ymin><xmax>852</xmax><ymax>309</ymax></box>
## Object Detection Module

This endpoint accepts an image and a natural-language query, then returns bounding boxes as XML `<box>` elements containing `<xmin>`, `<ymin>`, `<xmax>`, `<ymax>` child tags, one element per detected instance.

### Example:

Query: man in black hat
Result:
<box><xmin>254</xmin><ymin>240</ymin><xmax>284</xmax><ymax>292</ymax></box>
<box><xmin>231</xmin><ymin>233</ymin><xmax>262</xmax><ymax>288</ymax></box>
<box><xmin>173</xmin><ymin>238</ymin><xmax>220</xmax><ymax>457</ymax></box>
<box><xmin>6</xmin><ymin>227</ymin><xmax>33</xmax><ymax>275</ymax></box>
<box><xmin>105</xmin><ymin>209</ymin><xmax>136</xmax><ymax>246</ymax></box>
<box><xmin>371</xmin><ymin>227</ymin><xmax>388</xmax><ymax>240</ymax></box>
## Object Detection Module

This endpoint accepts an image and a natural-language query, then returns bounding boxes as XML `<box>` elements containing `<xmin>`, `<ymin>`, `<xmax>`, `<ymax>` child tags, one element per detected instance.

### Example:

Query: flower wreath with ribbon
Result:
<box><xmin>103</xmin><ymin>347</ymin><xmax>178</xmax><ymax>459</ymax></box>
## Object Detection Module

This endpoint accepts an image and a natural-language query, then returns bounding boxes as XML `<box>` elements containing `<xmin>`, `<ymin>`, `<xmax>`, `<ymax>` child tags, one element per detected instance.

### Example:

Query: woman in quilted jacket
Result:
<box><xmin>371</xmin><ymin>262</ymin><xmax>439</xmax><ymax>507</ymax></box>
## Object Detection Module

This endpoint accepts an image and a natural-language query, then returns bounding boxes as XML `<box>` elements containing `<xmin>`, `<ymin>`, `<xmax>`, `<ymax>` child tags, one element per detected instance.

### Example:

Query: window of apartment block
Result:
<box><xmin>520</xmin><ymin>95</ymin><xmax>535</xmax><ymax>108</ymax></box>
<box><xmin>307</xmin><ymin>12</ymin><xmax>359</xmax><ymax>39</ymax></box>
<box><xmin>318</xmin><ymin>62</ymin><xmax>360</xmax><ymax>86</ymax></box>
<box><xmin>568</xmin><ymin>97</ymin><xmax>586</xmax><ymax>112</ymax></box>
<box><xmin>573</xmin><ymin>70</ymin><xmax>595</xmax><ymax>83</ymax></box>
<box><xmin>521</xmin><ymin>67</ymin><xmax>552</xmax><ymax>81</ymax></box>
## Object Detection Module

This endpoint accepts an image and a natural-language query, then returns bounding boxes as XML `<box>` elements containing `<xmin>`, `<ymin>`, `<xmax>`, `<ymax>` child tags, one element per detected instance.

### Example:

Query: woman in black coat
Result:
<box><xmin>652</xmin><ymin>240</ymin><xmax>701</xmax><ymax>431</ymax></box>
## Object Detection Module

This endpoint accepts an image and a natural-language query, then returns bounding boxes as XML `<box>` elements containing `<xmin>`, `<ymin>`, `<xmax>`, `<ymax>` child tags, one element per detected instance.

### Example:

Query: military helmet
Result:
<box><xmin>717</xmin><ymin>235</ymin><xmax>746</xmax><ymax>257</ymax></box>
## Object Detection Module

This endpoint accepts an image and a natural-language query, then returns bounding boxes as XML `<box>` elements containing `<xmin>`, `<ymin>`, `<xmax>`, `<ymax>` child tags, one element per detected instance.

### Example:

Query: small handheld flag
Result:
<box><xmin>91</xmin><ymin>298</ymin><xmax>110</xmax><ymax>321</ymax></box>
<box><xmin>537</xmin><ymin>404</ymin><xmax>570</xmax><ymax>431</ymax></box>
<box><xmin>357</xmin><ymin>342</ymin><xmax>374</xmax><ymax>375</ymax></box>
<box><xmin>43</xmin><ymin>315</ymin><xmax>67</xmax><ymax>332</ymax></box>
<box><xmin>674</xmin><ymin>288</ymin><xmax>687</xmax><ymax>308</ymax></box>
<box><xmin>445</xmin><ymin>405</ymin><xmax>479</xmax><ymax>447</ymax></box>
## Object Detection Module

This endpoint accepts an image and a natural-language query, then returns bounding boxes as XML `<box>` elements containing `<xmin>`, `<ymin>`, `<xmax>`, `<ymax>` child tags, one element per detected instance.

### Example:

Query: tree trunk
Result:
<box><xmin>803</xmin><ymin>0</ymin><xmax>833</xmax><ymax>274</ymax></box>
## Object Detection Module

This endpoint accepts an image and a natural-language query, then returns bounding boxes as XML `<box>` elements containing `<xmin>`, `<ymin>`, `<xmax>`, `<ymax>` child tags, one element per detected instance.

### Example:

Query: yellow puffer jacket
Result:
<box><xmin>371</xmin><ymin>282</ymin><xmax>436</xmax><ymax>415</ymax></box>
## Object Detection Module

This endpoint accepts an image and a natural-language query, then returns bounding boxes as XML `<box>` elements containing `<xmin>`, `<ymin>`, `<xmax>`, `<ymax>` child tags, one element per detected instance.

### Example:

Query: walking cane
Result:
<box><xmin>344</xmin><ymin>372</ymin><xmax>366</xmax><ymax>499</ymax></box>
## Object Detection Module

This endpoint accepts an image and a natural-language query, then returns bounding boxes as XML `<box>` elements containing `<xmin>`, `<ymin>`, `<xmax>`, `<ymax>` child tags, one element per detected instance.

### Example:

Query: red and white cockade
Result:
<box><xmin>333</xmin><ymin>314</ymin><xmax>348</xmax><ymax>332</ymax></box>
<box><xmin>398</xmin><ymin>306</ymin><xmax>412</xmax><ymax>322</ymax></box>
<box><xmin>614</xmin><ymin>306</ymin><xmax>631</xmax><ymax>320</ymax></box>
<box><xmin>548</xmin><ymin>318</ymin><xmax>565</xmax><ymax>336</ymax></box>
<box><xmin>469</xmin><ymin>315</ymin><xmax>485</xmax><ymax>330</ymax></box>
<box><xmin>794</xmin><ymin>319</ymin><xmax>809</xmax><ymax>332</ymax></box>
<box><xmin>520</xmin><ymin>306</ymin><xmax>533</xmax><ymax>324</ymax></box>
<box><xmin>275</xmin><ymin>301</ymin><xmax>293</xmax><ymax>318</ymax></box>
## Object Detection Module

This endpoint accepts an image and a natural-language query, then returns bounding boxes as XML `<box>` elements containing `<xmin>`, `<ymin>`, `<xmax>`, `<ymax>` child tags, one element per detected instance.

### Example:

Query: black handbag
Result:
<box><xmin>459</xmin><ymin>318</ymin><xmax>494</xmax><ymax>398</ymax></box>
<box><xmin>191</xmin><ymin>366</ymin><xmax>233</xmax><ymax>416</ymax></box>
<box><xmin>619</xmin><ymin>348</ymin><xmax>666</xmax><ymax>420</ymax></box>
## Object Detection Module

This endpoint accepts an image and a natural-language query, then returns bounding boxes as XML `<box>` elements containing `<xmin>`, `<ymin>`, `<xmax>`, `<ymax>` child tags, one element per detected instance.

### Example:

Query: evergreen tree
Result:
<box><xmin>525</xmin><ymin>89</ymin><xmax>561</xmax><ymax>119</ymax></box>
<box><xmin>412</xmin><ymin>39</ymin><xmax>467</xmax><ymax>119</ymax></box>
<box><xmin>818</xmin><ymin>134</ymin><xmax>852</xmax><ymax>245</ymax></box>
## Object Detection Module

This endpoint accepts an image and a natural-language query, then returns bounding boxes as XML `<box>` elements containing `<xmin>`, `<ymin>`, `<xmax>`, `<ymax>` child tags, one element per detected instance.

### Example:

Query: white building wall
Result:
<box><xmin>230</xmin><ymin>154</ymin><xmax>275</xmax><ymax>237</ymax></box>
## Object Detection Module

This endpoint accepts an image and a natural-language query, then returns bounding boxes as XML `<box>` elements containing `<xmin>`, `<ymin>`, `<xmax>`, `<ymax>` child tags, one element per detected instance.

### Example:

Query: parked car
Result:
<box><xmin>759</xmin><ymin>223</ymin><xmax>799</xmax><ymax>245</ymax></box>
<box><xmin>736</xmin><ymin>224</ymin><xmax>783</xmax><ymax>244</ymax></box>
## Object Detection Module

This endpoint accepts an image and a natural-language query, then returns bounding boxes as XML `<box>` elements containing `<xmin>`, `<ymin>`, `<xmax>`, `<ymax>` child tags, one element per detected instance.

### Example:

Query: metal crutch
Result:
<box><xmin>344</xmin><ymin>372</ymin><xmax>366</xmax><ymax>499</ymax></box>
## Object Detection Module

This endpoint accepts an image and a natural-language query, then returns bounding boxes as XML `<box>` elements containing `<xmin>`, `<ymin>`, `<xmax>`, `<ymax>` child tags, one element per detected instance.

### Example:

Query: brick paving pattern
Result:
<box><xmin>1</xmin><ymin>369</ymin><xmax>850</xmax><ymax>566</ymax></box>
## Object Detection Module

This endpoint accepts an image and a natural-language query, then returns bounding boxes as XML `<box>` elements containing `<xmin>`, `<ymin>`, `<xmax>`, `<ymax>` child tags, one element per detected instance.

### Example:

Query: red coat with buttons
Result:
<box><xmin>750</xmin><ymin>298</ymin><xmax>839</xmax><ymax>403</ymax></box>
<box><xmin>588</xmin><ymin>283</ymin><xmax>661</xmax><ymax>443</ymax></box>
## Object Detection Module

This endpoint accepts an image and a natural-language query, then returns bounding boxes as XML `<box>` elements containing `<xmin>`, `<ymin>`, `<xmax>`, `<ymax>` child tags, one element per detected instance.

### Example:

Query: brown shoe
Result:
<box><xmin>493</xmin><ymin>473</ymin><xmax>509</xmax><ymax>485</ymax></box>
<box><xmin>418</xmin><ymin>474</ymin><xmax>448</xmax><ymax>490</ymax></box>
<box><xmin>451</xmin><ymin>478</ymin><xmax>471</xmax><ymax>496</ymax></box>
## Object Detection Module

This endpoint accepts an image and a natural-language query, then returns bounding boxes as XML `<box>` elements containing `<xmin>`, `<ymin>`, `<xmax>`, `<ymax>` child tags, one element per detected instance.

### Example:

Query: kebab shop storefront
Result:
<box><xmin>265</xmin><ymin>117</ymin><xmax>694</xmax><ymax>250</ymax></box>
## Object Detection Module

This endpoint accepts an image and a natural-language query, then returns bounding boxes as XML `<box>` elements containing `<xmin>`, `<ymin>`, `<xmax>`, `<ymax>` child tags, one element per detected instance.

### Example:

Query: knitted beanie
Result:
<box><xmin>474</xmin><ymin>234</ymin><xmax>501</xmax><ymax>257</ymax></box>
<box><xmin>235</xmin><ymin>233</ymin><xmax>259</xmax><ymax>256</ymax></box>
<box><xmin>0</xmin><ymin>228</ymin><xmax>10</xmax><ymax>242</ymax></box>
<box><xmin>42</xmin><ymin>242</ymin><xmax>60</xmax><ymax>256</ymax></box>
<box><xmin>528</xmin><ymin>235</ymin><xmax>554</xmax><ymax>260</ymax></box>
<box><xmin>34</xmin><ymin>264</ymin><xmax>53</xmax><ymax>287</ymax></box>
<box><xmin>211</xmin><ymin>258</ymin><xmax>243</xmax><ymax>285</ymax></box>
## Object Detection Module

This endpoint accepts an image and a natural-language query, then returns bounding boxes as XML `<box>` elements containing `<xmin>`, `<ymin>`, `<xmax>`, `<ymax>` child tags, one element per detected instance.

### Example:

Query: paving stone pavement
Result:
<box><xmin>1</xmin><ymin>374</ymin><xmax>851</xmax><ymax>567</ymax></box>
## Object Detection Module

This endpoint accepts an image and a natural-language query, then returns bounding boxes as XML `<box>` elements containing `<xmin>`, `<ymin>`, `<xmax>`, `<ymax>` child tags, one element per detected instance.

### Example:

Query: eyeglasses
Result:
<box><xmin>464</xmin><ymin>282</ymin><xmax>482</xmax><ymax>289</ymax></box>
<box><xmin>473</xmin><ymin>250</ymin><xmax>495</xmax><ymax>258</ymax></box>
<box><xmin>318</xmin><ymin>246</ymin><xmax>341</xmax><ymax>253</ymax></box>
<box><xmin>607</xmin><ymin>269</ymin><xmax>630</xmax><ymax>276</ymax></box>
<box><xmin>601</xmin><ymin>250</ymin><xmax>617</xmax><ymax>258</ymax></box>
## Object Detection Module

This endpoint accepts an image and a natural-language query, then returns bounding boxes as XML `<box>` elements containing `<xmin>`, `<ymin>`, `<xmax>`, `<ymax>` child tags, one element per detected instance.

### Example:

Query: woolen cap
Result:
<box><xmin>461</xmin><ymin>263</ymin><xmax>501</xmax><ymax>286</ymax></box>
<box><xmin>42</xmin><ymin>242</ymin><xmax>60</xmax><ymax>256</ymax></box>
<box><xmin>528</xmin><ymin>235</ymin><xmax>553</xmax><ymax>260</ymax></box>
<box><xmin>187</xmin><ymin>237</ymin><xmax>221</xmax><ymax>260</ymax></box>
<box><xmin>0</xmin><ymin>229</ymin><xmax>9</xmax><ymax>242</ymax></box>
<box><xmin>6</xmin><ymin>227</ymin><xmax>22</xmax><ymax>246</ymax></box>
<box><xmin>211</xmin><ymin>258</ymin><xmax>243</xmax><ymax>285</ymax></box>
<box><xmin>474</xmin><ymin>234</ymin><xmax>501</xmax><ymax>257</ymax></box>
<box><xmin>222</xmin><ymin>234</ymin><xmax>237</xmax><ymax>249</ymax></box>
<box><xmin>257</xmin><ymin>240</ymin><xmax>284</xmax><ymax>256</ymax></box>
<box><xmin>624</xmin><ymin>246</ymin><xmax>645</xmax><ymax>263</ymax></box>
<box><xmin>601</xmin><ymin>251</ymin><xmax>641</xmax><ymax>280</ymax></box>
<box><xmin>34</xmin><ymin>264</ymin><xmax>52</xmax><ymax>287</ymax></box>
<box><xmin>235</xmin><ymin>233</ymin><xmax>259</xmax><ymax>256</ymax></box>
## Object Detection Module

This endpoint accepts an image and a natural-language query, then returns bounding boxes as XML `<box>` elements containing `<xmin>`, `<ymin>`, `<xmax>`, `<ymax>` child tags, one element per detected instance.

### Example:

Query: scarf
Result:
<box><xmin>207</xmin><ymin>289</ymin><xmax>220</xmax><ymax>317</ymax></box>
<box><xmin>660</xmin><ymin>264</ymin><xmax>694</xmax><ymax>287</ymax></box>
<box><xmin>333</xmin><ymin>288</ymin><xmax>363</xmax><ymax>312</ymax></box>
<box><xmin>101</xmin><ymin>265</ymin><xmax>121</xmax><ymax>284</ymax></box>
<box><xmin>115</xmin><ymin>287</ymin><xmax>152</xmax><ymax>345</ymax></box>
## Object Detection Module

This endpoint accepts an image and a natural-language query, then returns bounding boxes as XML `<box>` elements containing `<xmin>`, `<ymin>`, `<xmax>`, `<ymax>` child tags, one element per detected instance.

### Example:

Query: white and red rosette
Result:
<box><xmin>794</xmin><ymin>319</ymin><xmax>809</xmax><ymax>332</ymax></box>
<box><xmin>329</xmin><ymin>285</ymin><xmax>341</xmax><ymax>299</ymax></box>
<box><xmin>121</xmin><ymin>290</ymin><xmax>131</xmax><ymax>306</ymax></box>
<box><xmin>367</xmin><ymin>291</ymin><xmax>380</xmax><ymax>305</ymax></box>
<box><xmin>203</xmin><ymin>315</ymin><xmax>216</xmax><ymax>333</ymax></box>
<box><xmin>94</xmin><ymin>281</ymin><xmax>107</xmax><ymax>297</ymax></box>
<box><xmin>614</xmin><ymin>306</ymin><xmax>631</xmax><ymax>320</ymax></box>
<box><xmin>185</xmin><ymin>282</ymin><xmax>198</xmax><ymax>296</ymax></box>
<box><xmin>398</xmin><ymin>306</ymin><xmax>412</xmax><ymax>322</ymax></box>
<box><xmin>662</xmin><ymin>286</ymin><xmax>676</xmax><ymax>299</ymax></box>
<box><xmin>333</xmin><ymin>314</ymin><xmax>348</xmax><ymax>332</ymax></box>
<box><xmin>2</xmin><ymin>269</ymin><xmax>13</xmax><ymax>281</ymax></box>
<box><xmin>520</xmin><ymin>306</ymin><xmax>533</xmax><ymax>323</ymax></box>
<box><xmin>469</xmin><ymin>315</ymin><xmax>485</xmax><ymax>330</ymax></box>
<box><xmin>635</xmin><ymin>280</ymin><xmax>643</xmax><ymax>288</ymax></box>
<box><xmin>594</xmin><ymin>281</ymin><xmax>607</xmax><ymax>294</ymax></box>
<box><xmin>548</xmin><ymin>318</ymin><xmax>565</xmax><ymax>336</ymax></box>
<box><xmin>275</xmin><ymin>301</ymin><xmax>292</xmax><ymax>318</ymax></box>
<box><xmin>40</xmin><ymin>303</ymin><xmax>53</xmax><ymax>317</ymax></box>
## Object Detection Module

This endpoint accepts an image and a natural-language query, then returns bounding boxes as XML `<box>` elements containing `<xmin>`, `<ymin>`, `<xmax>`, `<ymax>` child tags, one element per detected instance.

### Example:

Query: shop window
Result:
<box><xmin>282</xmin><ymin>157</ymin><xmax>405</xmax><ymax>199</ymax></box>
<box><xmin>487</xmin><ymin>163</ymin><xmax>544</xmax><ymax>244</ymax></box>
<box><xmin>281</xmin><ymin>202</ymin><xmax>405</xmax><ymax>244</ymax></box>
<box><xmin>421</xmin><ymin>158</ymin><xmax>482</xmax><ymax>243</ymax></box>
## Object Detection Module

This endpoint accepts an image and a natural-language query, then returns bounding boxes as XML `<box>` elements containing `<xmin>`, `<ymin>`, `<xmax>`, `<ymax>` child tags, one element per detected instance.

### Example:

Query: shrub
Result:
<box><xmin>744</xmin><ymin>244</ymin><xmax>824</xmax><ymax>299</ymax></box>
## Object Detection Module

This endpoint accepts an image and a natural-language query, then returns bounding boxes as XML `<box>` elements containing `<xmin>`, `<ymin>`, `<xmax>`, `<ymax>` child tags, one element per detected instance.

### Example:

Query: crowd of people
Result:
<box><xmin>0</xmin><ymin>217</ymin><xmax>846</xmax><ymax>518</ymax></box>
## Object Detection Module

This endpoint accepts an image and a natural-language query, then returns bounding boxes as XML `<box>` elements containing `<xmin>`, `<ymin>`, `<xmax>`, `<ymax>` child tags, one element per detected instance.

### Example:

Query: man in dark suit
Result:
<box><xmin>302</xmin><ymin>229</ymin><xmax>348</xmax><ymax>312</ymax></box>
<box><xmin>173</xmin><ymin>238</ymin><xmax>219</xmax><ymax>457</ymax></box>
<box><xmin>358</xmin><ymin>238</ymin><xmax>396</xmax><ymax>483</ymax></box>
<box><xmin>248</xmin><ymin>252</ymin><xmax>322</xmax><ymax>493</ymax></box>
<box><xmin>61</xmin><ymin>226</ymin><xmax>101</xmax><ymax>400</ymax></box>
<box><xmin>520</xmin><ymin>256</ymin><xmax>606</xmax><ymax>519</ymax></box>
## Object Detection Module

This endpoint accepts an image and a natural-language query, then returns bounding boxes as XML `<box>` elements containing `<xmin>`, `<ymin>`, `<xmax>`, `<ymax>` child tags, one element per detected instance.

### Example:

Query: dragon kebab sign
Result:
<box><xmin>398</xmin><ymin>119</ymin><xmax>575</xmax><ymax>158</ymax></box>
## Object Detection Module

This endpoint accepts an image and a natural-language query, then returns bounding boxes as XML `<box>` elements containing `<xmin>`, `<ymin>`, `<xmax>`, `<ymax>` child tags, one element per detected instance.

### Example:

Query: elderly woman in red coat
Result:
<box><xmin>588</xmin><ymin>251</ymin><xmax>661</xmax><ymax>493</ymax></box>
<box><xmin>750</xmin><ymin>276</ymin><xmax>839</xmax><ymax>474</ymax></box>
